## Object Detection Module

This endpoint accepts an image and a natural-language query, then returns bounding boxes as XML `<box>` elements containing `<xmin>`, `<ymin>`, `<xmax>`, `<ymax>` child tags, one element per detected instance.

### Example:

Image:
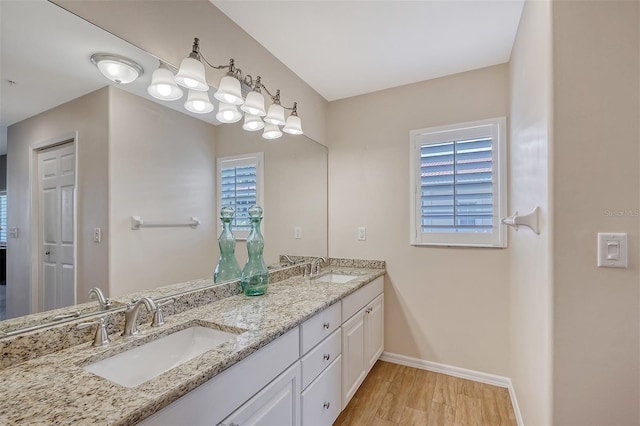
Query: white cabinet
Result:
<box><xmin>222</xmin><ymin>362</ymin><xmax>301</xmax><ymax>426</ymax></box>
<box><xmin>301</xmin><ymin>356</ymin><xmax>342</xmax><ymax>426</ymax></box>
<box><xmin>301</xmin><ymin>328</ymin><xmax>341</xmax><ymax>390</ymax></box>
<box><xmin>299</xmin><ymin>303</ymin><xmax>343</xmax><ymax>426</ymax></box>
<box><xmin>341</xmin><ymin>278</ymin><xmax>384</xmax><ymax>408</ymax></box>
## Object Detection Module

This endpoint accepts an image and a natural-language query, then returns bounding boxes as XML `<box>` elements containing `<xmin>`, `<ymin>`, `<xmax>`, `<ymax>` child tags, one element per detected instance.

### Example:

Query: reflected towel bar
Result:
<box><xmin>131</xmin><ymin>216</ymin><xmax>200</xmax><ymax>230</ymax></box>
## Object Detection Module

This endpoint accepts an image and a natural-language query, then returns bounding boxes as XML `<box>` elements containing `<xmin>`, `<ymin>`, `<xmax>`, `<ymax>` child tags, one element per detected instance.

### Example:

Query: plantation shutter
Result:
<box><xmin>420</xmin><ymin>137</ymin><xmax>494</xmax><ymax>234</ymax></box>
<box><xmin>219</xmin><ymin>158</ymin><xmax>259</xmax><ymax>232</ymax></box>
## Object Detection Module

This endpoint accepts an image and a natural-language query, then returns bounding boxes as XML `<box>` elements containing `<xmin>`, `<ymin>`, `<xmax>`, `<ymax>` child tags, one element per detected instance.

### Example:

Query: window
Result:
<box><xmin>0</xmin><ymin>191</ymin><xmax>6</xmax><ymax>244</ymax></box>
<box><xmin>410</xmin><ymin>118</ymin><xmax>507</xmax><ymax>247</ymax></box>
<box><xmin>217</xmin><ymin>153</ymin><xmax>264</xmax><ymax>239</ymax></box>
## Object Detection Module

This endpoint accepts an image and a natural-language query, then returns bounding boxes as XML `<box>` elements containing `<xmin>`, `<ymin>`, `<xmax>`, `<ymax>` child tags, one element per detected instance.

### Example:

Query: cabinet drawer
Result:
<box><xmin>300</xmin><ymin>302</ymin><xmax>341</xmax><ymax>354</ymax></box>
<box><xmin>301</xmin><ymin>328</ymin><xmax>341</xmax><ymax>390</ymax></box>
<box><xmin>342</xmin><ymin>276</ymin><xmax>383</xmax><ymax>322</ymax></box>
<box><xmin>301</xmin><ymin>355</ymin><xmax>342</xmax><ymax>426</ymax></box>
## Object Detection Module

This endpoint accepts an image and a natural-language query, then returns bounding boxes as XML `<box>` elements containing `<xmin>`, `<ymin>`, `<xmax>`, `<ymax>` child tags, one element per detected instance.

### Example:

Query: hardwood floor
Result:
<box><xmin>334</xmin><ymin>361</ymin><xmax>517</xmax><ymax>426</ymax></box>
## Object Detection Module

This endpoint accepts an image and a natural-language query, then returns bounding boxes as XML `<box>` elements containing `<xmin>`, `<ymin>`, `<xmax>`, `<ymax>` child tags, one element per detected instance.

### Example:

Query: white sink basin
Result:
<box><xmin>84</xmin><ymin>325</ymin><xmax>239</xmax><ymax>388</ymax></box>
<box><xmin>316</xmin><ymin>273</ymin><xmax>357</xmax><ymax>284</ymax></box>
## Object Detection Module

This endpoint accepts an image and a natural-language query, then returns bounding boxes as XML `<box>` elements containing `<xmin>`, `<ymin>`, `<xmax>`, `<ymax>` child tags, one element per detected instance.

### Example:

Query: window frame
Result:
<box><xmin>216</xmin><ymin>152</ymin><xmax>264</xmax><ymax>240</ymax></box>
<box><xmin>409</xmin><ymin>117</ymin><xmax>507</xmax><ymax>248</ymax></box>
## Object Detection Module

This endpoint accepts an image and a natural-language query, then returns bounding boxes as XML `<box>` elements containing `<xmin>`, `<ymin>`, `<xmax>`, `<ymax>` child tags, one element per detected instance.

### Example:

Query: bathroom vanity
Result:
<box><xmin>0</xmin><ymin>259</ymin><xmax>384</xmax><ymax>425</ymax></box>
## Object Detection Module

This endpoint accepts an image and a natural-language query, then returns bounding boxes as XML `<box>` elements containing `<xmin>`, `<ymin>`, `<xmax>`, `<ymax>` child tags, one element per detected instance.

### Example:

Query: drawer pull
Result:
<box><xmin>366</xmin><ymin>307</ymin><xmax>373</xmax><ymax>314</ymax></box>
<box><xmin>323</xmin><ymin>353</ymin><xmax>331</xmax><ymax>361</ymax></box>
<box><xmin>323</xmin><ymin>401</ymin><xmax>331</xmax><ymax>409</ymax></box>
<box><xmin>323</xmin><ymin>322</ymin><xmax>330</xmax><ymax>329</ymax></box>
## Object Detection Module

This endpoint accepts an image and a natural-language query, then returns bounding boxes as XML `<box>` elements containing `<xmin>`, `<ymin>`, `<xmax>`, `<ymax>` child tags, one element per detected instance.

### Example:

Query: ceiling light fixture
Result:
<box><xmin>91</xmin><ymin>53</ymin><xmax>143</xmax><ymax>85</ymax></box>
<box><xmin>147</xmin><ymin>38</ymin><xmax>303</xmax><ymax>138</ymax></box>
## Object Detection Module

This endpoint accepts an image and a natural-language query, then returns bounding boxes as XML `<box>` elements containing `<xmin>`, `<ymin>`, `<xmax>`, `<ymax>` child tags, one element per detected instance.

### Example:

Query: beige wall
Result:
<box><xmin>54</xmin><ymin>0</ymin><xmax>328</xmax><ymax>146</ymax></box>
<box><xmin>508</xmin><ymin>0</ymin><xmax>553</xmax><ymax>424</ymax></box>
<box><xmin>108</xmin><ymin>87</ymin><xmax>218</xmax><ymax>296</ymax></box>
<box><xmin>215</xmin><ymin>125</ymin><xmax>328</xmax><ymax>267</ymax></box>
<box><xmin>327</xmin><ymin>64</ymin><xmax>511</xmax><ymax>376</ymax></box>
<box><xmin>552</xmin><ymin>1</ymin><xmax>640</xmax><ymax>424</ymax></box>
<box><xmin>6</xmin><ymin>87</ymin><xmax>109</xmax><ymax>317</ymax></box>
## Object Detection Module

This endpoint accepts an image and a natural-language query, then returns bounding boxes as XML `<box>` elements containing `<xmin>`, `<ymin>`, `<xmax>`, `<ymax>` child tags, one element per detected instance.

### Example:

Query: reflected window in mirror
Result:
<box><xmin>217</xmin><ymin>153</ymin><xmax>264</xmax><ymax>239</ymax></box>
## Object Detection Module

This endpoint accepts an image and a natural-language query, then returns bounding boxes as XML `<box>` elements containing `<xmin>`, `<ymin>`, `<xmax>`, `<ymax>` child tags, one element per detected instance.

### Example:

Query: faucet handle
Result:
<box><xmin>302</xmin><ymin>263</ymin><xmax>312</xmax><ymax>278</ymax></box>
<box><xmin>77</xmin><ymin>317</ymin><xmax>110</xmax><ymax>347</ymax></box>
<box><xmin>152</xmin><ymin>299</ymin><xmax>175</xmax><ymax>327</ymax></box>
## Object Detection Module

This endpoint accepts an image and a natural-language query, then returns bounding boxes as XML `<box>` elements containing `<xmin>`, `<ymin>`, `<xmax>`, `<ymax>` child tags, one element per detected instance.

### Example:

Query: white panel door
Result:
<box><xmin>38</xmin><ymin>142</ymin><xmax>75</xmax><ymax>311</ymax></box>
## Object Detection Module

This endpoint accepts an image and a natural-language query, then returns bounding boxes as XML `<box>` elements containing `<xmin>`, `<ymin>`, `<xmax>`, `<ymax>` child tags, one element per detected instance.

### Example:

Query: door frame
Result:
<box><xmin>29</xmin><ymin>132</ymin><xmax>78</xmax><ymax>313</ymax></box>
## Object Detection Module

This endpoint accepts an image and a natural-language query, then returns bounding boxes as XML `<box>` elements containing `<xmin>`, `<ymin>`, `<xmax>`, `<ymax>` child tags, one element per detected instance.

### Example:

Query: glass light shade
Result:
<box><xmin>147</xmin><ymin>66</ymin><xmax>184</xmax><ymax>100</ymax></box>
<box><xmin>262</xmin><ymin>123</ymin><xmax>282</xmax><ymax>140</ymax></box>
<box><xmin>214</xmin><ymin>76</ymin><xmax>244</xmax><ymax>106</ymax></box>
<box><xmin>282</xmin><ymin>115</ymin><xmax>303</xmax><ymax>135</ymax></box>
<box><xmin>184</xmin><ymin>89</ymin><xmax>214</xmax><ymax>114</ymax></box>
<box><xmin>264</xmin><ymin>104</ymin><xmax>286</xmax><ymax>126</ymax></box>
<box><xmin>240</xmin><ymin>91</ymin><xmax>266</xmax><ymax>116</ymax></box>
<box><xmin>174</xmin><ymin>56</ymin><xmax>209</xmax><ymax>91</ymax></box>
<box><xmin>91</xmin><ymin>54</ymin><xmax>143</xmax><ymax>85</ymax></box>
<box><xmin>216</xmin><ymin>102</ymin><xmax>242</xmax><ymax>123</ymax></box>
<box><xmin>242</xmin><ymin>114</ymin><xmax>265</xmax><ymax>131</ymax></box>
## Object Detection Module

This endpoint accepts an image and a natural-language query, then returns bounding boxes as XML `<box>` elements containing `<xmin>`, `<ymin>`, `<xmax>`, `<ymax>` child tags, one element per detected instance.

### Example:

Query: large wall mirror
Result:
<box><xmin>0</xmin><ymin>0</ymin><xmax>327</xmax><ymax>332</ymax></box>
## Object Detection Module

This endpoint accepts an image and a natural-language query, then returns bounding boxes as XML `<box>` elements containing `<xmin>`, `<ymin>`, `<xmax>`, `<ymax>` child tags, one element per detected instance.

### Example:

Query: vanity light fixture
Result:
<box><xmin>262</xmin><ymin>123</ymin><xmax>283</xmax><ymax>140</ymax></box>
<box><xmin>90</xmin><ymin>53</ymin><xmax>143</xmax><ymax>85</ymax></box>
<box><xmin>147</xmin><ymin>61</ymin><xmax>183</xmax><ymax>101</ymax></box>
<box><xmin>184</xmin><ymin>89</ymin><xmax>214</xmax><ymax>114</ymax></box>
<box><xmin>146</xmin><ymin>38</ymin><xmax>303</xmax><ymax>138</ymax></box>
<box><xmin>243</xmin><ymin>113</ymin><xmax>265</xmax><ymax>131</ymax></box>
<box><xmin>216</xmin><ymin>101</ymin><xmax>242</xmax><ymax>123</ymax></box>
<box><xmin>282</xmin><ymin>103</ymin><xmax>303</xmax><ymax>135</ymax></box>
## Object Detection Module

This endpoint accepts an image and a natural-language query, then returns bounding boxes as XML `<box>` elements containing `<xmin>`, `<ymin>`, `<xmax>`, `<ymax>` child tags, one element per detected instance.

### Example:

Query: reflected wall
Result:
<box><xmin>216</xmin><ymin>125</ymin><xmax>328</xmax><ymax>266</ymax></box>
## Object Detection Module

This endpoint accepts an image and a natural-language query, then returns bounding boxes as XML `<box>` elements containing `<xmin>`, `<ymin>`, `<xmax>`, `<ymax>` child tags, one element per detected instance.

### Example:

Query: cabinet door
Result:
<box><xmin>365</xmin><ymin>293</ymin><xmax>384</xmax><ymax>372</ymax></box>
<box><xmin>341</xmin><ymin>311</ymin><xmax>366</xmax><ymax>407</ymax></box>
<box><xmin>222</xmin><ymin>362</ymin><xmax>301</xmax><ymax>426</ymax></box>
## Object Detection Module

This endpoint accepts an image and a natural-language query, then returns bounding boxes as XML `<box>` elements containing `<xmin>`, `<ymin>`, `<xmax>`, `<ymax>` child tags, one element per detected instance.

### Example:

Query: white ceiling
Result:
<box><xmin>212</xmin><ymin>0</ymin><xmax>525</xmax><ymax>101</ymax></box>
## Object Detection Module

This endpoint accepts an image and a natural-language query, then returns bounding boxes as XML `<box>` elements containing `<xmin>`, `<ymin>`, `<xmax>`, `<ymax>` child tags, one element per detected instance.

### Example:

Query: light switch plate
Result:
<box><xmin>358</xmin><ymin>227</ymin><xmax>366</xmax><ymax>241</ymax></box>
<box><xmin>597</xmin><ymin>233</ymin><xmax>628</xmax><ymax>268</ymax></box>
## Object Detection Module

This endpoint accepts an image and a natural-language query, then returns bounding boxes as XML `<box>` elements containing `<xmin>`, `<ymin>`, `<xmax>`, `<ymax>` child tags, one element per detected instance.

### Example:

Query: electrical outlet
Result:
<box><xmin>294</xmin><ymin>226</ymin><xmax>302</xmax><ymax>239</ymax></box>
<box><xmin>358</xmin><ymin>227</ymin><xmax>366</xmax><ymax>241</ymax></box>
<box><xmin>94</xmin><ymin>227</ymin><xmax>102</xmax><ymax>243</ymax></box>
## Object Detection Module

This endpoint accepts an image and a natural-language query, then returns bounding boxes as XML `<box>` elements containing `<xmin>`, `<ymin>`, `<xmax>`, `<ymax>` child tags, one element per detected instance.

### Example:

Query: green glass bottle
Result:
<box><xmin>213</xmin><ymin>206</ymin><xmax>241</xmax><ymax>283</ymax></box>
<box><xmin>241</xmin><ymin>205</ymin><xmax>269</xmax><ymax>296</ymax></box>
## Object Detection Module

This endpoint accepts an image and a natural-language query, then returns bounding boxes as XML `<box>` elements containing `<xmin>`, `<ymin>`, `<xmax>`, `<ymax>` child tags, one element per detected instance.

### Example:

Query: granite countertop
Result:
<box><xmin>0</xmin><ymin>266</ymin><xmax>384</xmax><ymax>425</ymax></box>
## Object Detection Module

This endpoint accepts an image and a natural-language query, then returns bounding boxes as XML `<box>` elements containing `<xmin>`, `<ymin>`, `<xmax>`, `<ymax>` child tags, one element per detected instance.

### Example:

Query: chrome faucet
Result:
<box><xmin>309</xmin><ymin>256</ymin><xmax>327</xmax><ymax>277</ymax></box>
<box><xmin>88</xmin><ymin>287</ymin><xmax>112</xmax><ymax>310</ymax></box>
<box><xmin>122</xmin><ymin>297</ymin><xmax>157</xmax><ymax>337</ymax></box>
<box><xmin>282</xmin><ymin>254</ymin><xmax>297</xmax><ymax>266</ymax></box>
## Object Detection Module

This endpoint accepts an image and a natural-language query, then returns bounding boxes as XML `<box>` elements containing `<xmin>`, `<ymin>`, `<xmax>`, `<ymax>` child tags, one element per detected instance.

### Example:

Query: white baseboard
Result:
<box><xmin>379</xmin><ymin>351</ymin><xmax>524</xmax><ymax>426</ymax></box>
